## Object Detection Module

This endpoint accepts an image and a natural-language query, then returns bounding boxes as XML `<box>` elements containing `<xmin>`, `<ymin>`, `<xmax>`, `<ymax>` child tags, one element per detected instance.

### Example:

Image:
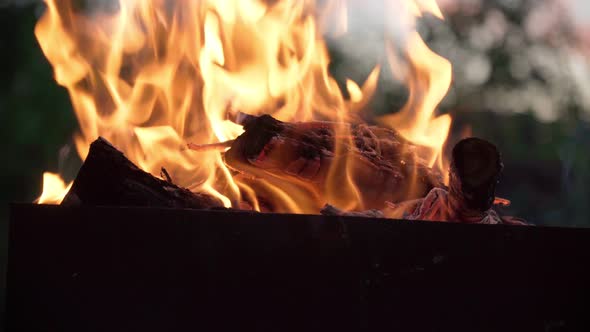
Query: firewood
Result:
<box><xmin>448</xmin><ymin>137</ymin><xmax>502</xmax><ymax>213</ymax></box>
<box><xmin>320</xmin><ymin>137</ymin><xmax>527</xmax><ymax>224</ymax></box>
<box><xmin>62</xmin><ymin>137</ymin><xmax>223</xmax><ymax>209</ymax></box>
<box><xmin>403</xmin><ymin>138</ymin><xmax>527</xmax><ymax>224</ymax></box>
<box><xmin>223</xmin><ymin>113</ymin><xmax>443</xmax><ymax>210</ymax></box>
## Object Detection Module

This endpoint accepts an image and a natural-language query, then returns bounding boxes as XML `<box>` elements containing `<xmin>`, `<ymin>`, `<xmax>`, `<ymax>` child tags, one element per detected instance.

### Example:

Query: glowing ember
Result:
<box><xmin>35</xmin><ymin>0</ymin><xmax>453</xmax><ymax>212</ymax></box>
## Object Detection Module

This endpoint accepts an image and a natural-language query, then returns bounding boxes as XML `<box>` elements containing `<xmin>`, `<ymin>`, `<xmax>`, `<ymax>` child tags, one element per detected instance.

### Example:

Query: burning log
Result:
<box><xmin>219</xmin><ymin>113</ymin><xmax>443</xmax><ymax>210</ymax></box>
<box><xmin>62</xmin><ymin>137</ymin><xmax>222</xmax><ymax>209</ymax></box>
<box><xmin>399</xmin><ymin>137</ymin><xmax>526</xmax><ymax>224</ymax></box>
<box><xmin>321</xmin><ymin>137</ymin><xmax>527</xmax><ymax>225</ymax></box>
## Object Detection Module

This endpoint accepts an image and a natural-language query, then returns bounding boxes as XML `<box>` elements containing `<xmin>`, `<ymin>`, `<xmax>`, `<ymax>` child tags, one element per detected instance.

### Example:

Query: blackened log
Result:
<box><xmin>448</xmin><ymin>137</ymin><xmax>502</xmax><ymax>213</ymax></box>
<box><xmin>404</xmin><ymin>137</ymin><xmax>503</xmax><ymax>222</ymax></box>
<box><xmin>448</xmin><ymin>137</ymin><xmax>527</xmax><ymax>224</ymax></box>
<box><xmin>391</xmin><ymin>137</ymin><xmax>504</xmax><ymax>221</ymax></box>
<box><xmin>388</xmin><ymin>137</ymin><xmax>526</xmax><ymax>224</ymax></box>
<box><xmin>62</xmin><ymin>137</ymin><xmax>222</xmax><ymax>209</ymax></box>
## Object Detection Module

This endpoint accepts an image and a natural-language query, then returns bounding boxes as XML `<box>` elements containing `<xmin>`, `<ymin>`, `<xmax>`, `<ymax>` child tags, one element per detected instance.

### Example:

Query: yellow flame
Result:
<box><xmin>346</xmin><ymin>79</ymin><xmax>363</xmax><ymax>103</ymax></box>
<box><xmin>379</xmin><ymin>31</ymin><xmax>452</xmax><ymax>172</ymax></box>
<box><xmin>410</xmin><ymin>0</ymin><xmax>444</xmax><ymax>19</ymax></box>
<box><xmin>35</xmin><ymin>0</ymin><xmax>453</xmax><ymax>212</ymax></box>
<box><xmin>37</xmin><ymin>172</ymin><xmax>72</xmax><ymax>204</ymax></box>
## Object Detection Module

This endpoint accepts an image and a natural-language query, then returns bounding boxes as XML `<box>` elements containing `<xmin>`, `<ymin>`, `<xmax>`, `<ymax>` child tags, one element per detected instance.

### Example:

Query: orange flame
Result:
<box><xmin>37</xmin><ymin>172</ymin><xmax>72</xmax><ymax>204</ymax></box>
<box><xmin>35</xmin><ymin>0</ymin><xmax>453</xmax><ymax>212</ymax></box>
<box><xmin>380</xmin><ymin>32</ymin><xmax>452</xmax><ymax>169</ymax></box>
<box><xmin>379</xmin><ymin>0</ymin><xmax>452</xmax><ymax>176</ymax></box>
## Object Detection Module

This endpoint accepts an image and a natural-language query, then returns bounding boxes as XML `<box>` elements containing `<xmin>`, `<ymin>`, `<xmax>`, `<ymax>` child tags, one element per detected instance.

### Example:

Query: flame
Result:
<box><xmin>35</xmin><ymin>0</ymin><xmax>452</xmax><ymax>213</ymax></box>
<box><xmin>37</xmin><ymin>172</ymin><xmax>72</xmax><ymax>204</ymax></box>
<box><xmin>379</xmin><ymin>32</ymin><xmax>452</xmax><ymax>170</ymax></box>
<box><xmin>379</xmin><ymin>1</ymin><xmax>452</xmax><ymax>176</ymax></box>
<box><xmin>410</xmin><ymin>0</ymin><xmax>445</xmax><ymax>19</ymax></box>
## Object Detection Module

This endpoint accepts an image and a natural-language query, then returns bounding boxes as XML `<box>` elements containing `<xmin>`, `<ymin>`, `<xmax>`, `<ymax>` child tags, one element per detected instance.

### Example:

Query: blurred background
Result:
<box><xmin>1</xmin><ymin>0</ymin><xmax>590</xmax><ymax>325</ymax></box>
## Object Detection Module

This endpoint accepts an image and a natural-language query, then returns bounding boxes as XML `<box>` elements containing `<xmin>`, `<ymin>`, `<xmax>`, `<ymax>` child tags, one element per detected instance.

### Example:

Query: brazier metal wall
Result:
<box><xmin>7</xmin><ymin>204</ymin><xmax>590</xmax><ymax>332</ymax></box>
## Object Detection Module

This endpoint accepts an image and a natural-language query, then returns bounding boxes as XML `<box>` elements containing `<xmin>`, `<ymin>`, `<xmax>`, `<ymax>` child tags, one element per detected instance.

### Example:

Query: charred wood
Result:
<box><xmin>449</xmin><ymin>137</ymin><xmax>502</xmax><ymax>212</ymax></box>
<box><xmin>62</xmin><ymin>137</ymin><xmax>222</xmax><ymax>209</ymax></box>
<box><xmin>403</xmin><ymin>138</ymin><xmax>527</xmax><ymax>224</ymax></box>
<box><xmin>320</xmin><ymin>137</ymin><xmax>527</xmax><ymax>224</ymax></box>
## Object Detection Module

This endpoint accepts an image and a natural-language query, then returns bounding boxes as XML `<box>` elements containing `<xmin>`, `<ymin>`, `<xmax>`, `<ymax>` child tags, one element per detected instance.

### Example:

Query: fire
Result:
<box><xmin>379</xmin><ymin>32</ymin><xmax>452</xmax><ymax>170</ymax></box>
<box><xmin>37</xmin><ymin>172</ymin><xmax>72</xmax><ymax>204</ymax></box>
<box><xmin>35</xmin><ymin>0</ymin><xmax>452</xmax><ymax>212</ymax></box>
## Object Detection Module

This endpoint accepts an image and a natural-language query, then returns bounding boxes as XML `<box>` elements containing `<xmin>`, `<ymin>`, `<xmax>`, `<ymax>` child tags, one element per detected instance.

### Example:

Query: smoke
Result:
<box><xmin>318</xmin><ymin>0</ymin><xmax>443</xmax><ymax>116</ymax></box>
<box><xmin>565</xmin><ymin>0</ymin><xmax>590</xmax><ymax>27</ymax></box>
<box><xmin>320</xmin><ymin>0</ymin><xmax>421</xmax><ymax>80</ymax></box>
<box><xmin>0</xmin><ymin>0</ymin><xmax>38</xmax><ymax>8</ymax></box>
